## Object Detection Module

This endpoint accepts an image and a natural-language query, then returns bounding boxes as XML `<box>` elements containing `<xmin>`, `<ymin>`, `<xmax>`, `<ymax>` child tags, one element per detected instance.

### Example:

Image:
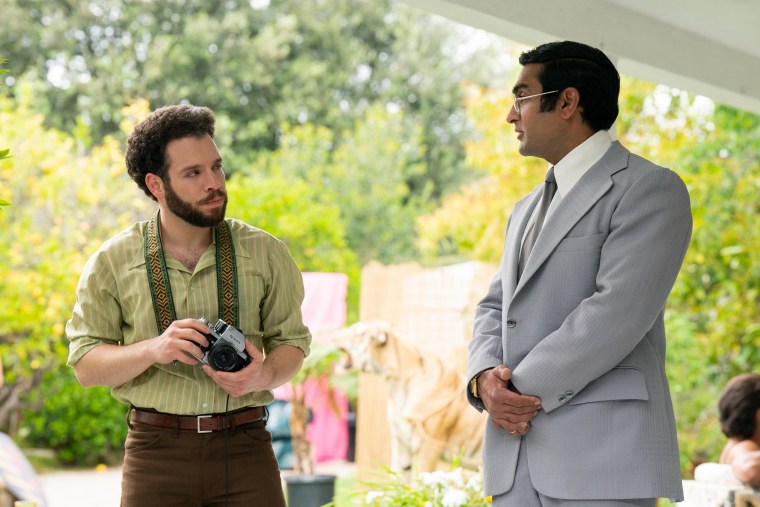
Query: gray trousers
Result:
<box><xmin>492</xmin><ymin>438</ymin><xmax>656</xmax><ymax>507</ymax></box>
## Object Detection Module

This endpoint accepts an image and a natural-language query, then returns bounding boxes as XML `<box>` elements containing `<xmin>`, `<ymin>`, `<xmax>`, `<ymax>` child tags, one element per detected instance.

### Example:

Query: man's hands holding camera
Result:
<box><xmin>149</xmin><ymin>318</ymin><xmax>266</xmax><ymax>397</ymax></box>
<box><xmin>149</xmin><ymin>318</ymin><xmax>211</xmax><ymax>366</ymax></box>
<box><xmin>202</xmin><ymin>339</ymin><xmax>267</xmax><ymax>398</ymax></box>
<box><xmin>146</xmin><ymin>318</ymin><xmax>305</xmax><ymax>398</ymax></box>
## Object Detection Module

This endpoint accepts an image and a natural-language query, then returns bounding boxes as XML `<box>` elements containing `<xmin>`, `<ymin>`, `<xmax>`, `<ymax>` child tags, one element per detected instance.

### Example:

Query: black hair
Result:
<box><xmin>718</xmin><ymin>373</ymin><xmax>760</xmax><ymax>439</ymax></box>
<box><xmin>519</xmin><ymin>40</ymin><xmax>620</xmax><ymax>131</ymax></box>
<box><xmin>125</xmin><ymin>104</ymin><xmax>216</xmax><ymax>201</ymax></box>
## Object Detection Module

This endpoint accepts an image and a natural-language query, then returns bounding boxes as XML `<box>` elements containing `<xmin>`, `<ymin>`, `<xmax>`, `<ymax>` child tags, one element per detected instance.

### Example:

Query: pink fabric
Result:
<box><xmin>305</xmin><ymin>377</ymin><xmax>348</xmax><ymax>462</ymax></box>
<box><xmin>273</xmin><ymin>272</ymin><xmax>349</xmax><ymax>463</ymax></box>
<box><xmin>301</xmin><ymin>272</ymin><xmax>349</xmax><ymax>334</ymax></box>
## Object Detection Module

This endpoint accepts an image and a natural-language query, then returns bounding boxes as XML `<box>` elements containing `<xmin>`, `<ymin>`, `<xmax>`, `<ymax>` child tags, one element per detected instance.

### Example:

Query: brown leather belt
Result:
<box><xmin>130</xmin><ymin>406</ymin><xmax>265</xmax><ymax>433</ymax></box>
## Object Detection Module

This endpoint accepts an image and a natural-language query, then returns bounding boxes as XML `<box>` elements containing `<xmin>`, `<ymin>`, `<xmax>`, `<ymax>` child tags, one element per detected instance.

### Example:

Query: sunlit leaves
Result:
<box><xmin>0</xmin><ymin>94</ymin><xmax>153</xmax><ymax>460</ymax></box>
<box><xmin>417</xmin><ymin>83</ymin><xmax>543</xmax><ymax>262</ymax></box>
<box><xmin>0</xmin><ymin>0</ymin><xmax>497</xmax><ymax>203</ymax></box>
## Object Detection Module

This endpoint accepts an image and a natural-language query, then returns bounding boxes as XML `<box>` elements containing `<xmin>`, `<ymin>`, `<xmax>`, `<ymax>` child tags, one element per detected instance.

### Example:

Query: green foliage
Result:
<box><xmin>0</xmin><ymin>0</ymin><xmax>503</xmax><ymax>200</ymax></box>
<box><xmin>226</xmin><ymin>158</ymin><xmax>361</xmax><ymax>321</ymax></box>
<box><xmin>418</xmin><ymin>79</ymin><xmax>543</xmax><ymax>262</ymax></box>
<box><xmin>0</xmin><ymin>90</ymin><xmax>152</xmax><ymax>461</ymax></box>
<box><xmin>617</xmin><ymin>83</ymin><xmax>760</xmax><ymax>474</ymax></box>
<box><xmin>663</xmin><ymin>106</ymin><xmax>760</xmax><ymax>476</ymax></box>
<box><xmin>21</xmin><ymin>367</ymin><xmax>127</xmax><ymax>465</ymax></box>
<box><xmin>251</xmin><ymin>105</ymin><xmax>431</xmax><ymax>265</ymax></box>
<box><xmin>0</xmin><ymin>0</ymin><xmax>516</xmax><ymax>273</ymax></box>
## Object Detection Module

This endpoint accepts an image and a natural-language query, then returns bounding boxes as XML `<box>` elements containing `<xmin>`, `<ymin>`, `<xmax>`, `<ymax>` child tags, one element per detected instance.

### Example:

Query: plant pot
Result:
<box><xmin>284</xmin><ymin>474</ymin><xmax>336</xmax><ymax>507</ymax></box>
<box><xmin>346</xmin><ymin>411</ymin><xmax>356</xmax><ymax>462</ymax></box>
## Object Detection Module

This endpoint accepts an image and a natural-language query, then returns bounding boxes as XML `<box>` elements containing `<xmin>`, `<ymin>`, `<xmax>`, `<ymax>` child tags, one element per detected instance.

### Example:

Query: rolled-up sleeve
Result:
<box><xmin>260</xmin><ymin>238</ymin><xmax>311</xmax><ymax>356</ymax></box>
<box><xmin>66</xmin><ymin>249</ymin><xmax>123</xmax><ymax>366</ymax></box>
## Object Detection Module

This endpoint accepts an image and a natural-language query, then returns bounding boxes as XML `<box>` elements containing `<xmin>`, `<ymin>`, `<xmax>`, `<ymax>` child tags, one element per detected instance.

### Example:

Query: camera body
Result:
<box><xmin>197</xmin><ymin>317</ymin><xmax>251</xmax><ymax>372</ymax></box>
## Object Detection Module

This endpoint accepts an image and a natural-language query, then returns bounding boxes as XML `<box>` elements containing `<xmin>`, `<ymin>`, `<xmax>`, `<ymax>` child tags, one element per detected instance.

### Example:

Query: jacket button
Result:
<box><xmin>558</xmin><ymin>395</ymin><xmax>566</xmax><ymax>402</ymax></box>
<box><xmin>506</xmin><ymin>319</ymin><xmax>517</xmax><ymax>328</ymax></box>
<box><xmin>565</xmin><ymin>390</ymin><xmax>574</xmax><ymax>397</ymax></box>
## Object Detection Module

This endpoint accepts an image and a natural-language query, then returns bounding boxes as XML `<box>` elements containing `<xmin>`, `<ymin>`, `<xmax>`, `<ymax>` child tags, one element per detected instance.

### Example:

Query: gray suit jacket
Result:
<box><xmin>468</xmin><ymin>141</ymin><xmax>691</xmax><ymax>500</ymax></box>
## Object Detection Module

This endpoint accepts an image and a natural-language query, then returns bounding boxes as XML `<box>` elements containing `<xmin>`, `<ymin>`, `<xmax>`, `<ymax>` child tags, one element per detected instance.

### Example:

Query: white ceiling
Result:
<box><xmin>400</xmin><ymin>0</ymin><xmax>760</xmax><ymax>115</ymax></box>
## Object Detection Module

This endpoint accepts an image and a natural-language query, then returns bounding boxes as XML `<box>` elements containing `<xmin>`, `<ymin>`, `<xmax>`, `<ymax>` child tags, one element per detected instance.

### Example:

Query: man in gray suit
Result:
<box><xmin>467</xmin><ymin>41</ymin><xmax>692</xmax><ymax>506</ymax></box>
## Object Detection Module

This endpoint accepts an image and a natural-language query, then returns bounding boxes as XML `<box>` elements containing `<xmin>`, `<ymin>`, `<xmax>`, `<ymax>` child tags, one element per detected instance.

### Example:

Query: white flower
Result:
<box><xmin>441</xmin><ymin>488</ymin><xmax>468</xmax><ymax>507</ymax></box>
<box><xmin>420</xmin><ymin>470</ymin><xmax>447</xmax><ymax>487</ymax></box>
<box><xmin>365</xmin><ymin>491</ymin><xmax>384</xmax><ymax>504</ymax></box>
<box><xmin>465</xmin><ymin>472</ymin><xmax>482</xmax><ymax>491</ymax></box>
<box><xmin>444</xmin><ymin>468</ymin><xmax>464</xmax><ymax>487</ymax></box>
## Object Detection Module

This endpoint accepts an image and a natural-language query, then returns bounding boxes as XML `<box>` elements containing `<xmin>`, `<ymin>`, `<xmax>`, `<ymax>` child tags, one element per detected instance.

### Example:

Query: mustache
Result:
<box><xmin>199</xmin><ymin>190</ymin><xmax>227</xmax><ymax>204</ymax></box>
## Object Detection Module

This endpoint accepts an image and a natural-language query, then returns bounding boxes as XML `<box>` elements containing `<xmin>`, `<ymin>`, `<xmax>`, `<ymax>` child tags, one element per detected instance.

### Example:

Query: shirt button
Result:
<box><xmin>506</xmin><ymin>318</ymin><xmax>517</xmax><ymax>328</ymax></box>
<box><xmin>202</xmin><ymin>402</ymin><xmax>208</xmax><ymax>409</ymax></box>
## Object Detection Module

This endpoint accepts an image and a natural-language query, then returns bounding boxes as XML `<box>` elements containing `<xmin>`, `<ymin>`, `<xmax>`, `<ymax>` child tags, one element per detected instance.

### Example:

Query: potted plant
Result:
<box><xmin>282</xmin><ymin>342</ymin><xmax>348</xmax><ymax>507</ymax></box>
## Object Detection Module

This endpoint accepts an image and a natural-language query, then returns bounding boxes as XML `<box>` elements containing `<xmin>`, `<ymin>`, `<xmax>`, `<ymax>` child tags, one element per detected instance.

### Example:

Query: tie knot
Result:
<box><xmin>545</xmin><ymin>166</ymin><xmax>556</xmax><ymax>184</ymax></box>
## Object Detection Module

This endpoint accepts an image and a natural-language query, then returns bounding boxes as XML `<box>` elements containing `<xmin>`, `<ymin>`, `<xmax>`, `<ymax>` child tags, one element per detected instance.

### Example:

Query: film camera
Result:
<box><xmin>197</xmin><ymin>317</ymin><xmax>251</xmax><ymax>372</ymax></box>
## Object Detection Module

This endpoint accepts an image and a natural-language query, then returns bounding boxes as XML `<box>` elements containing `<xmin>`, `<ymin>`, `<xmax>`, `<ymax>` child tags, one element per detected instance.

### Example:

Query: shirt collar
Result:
<box><xmin>552</xmin><ymin>130</ymin><xmax>613</xmax><ymax>198</ymax></box>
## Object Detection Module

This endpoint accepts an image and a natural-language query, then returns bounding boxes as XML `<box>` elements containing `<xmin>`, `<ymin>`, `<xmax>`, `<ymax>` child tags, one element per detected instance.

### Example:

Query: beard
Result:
<box><xmin>163</xmin><ymin>180</ymin><xmax>228</xmax><ymax>228</ymax></box>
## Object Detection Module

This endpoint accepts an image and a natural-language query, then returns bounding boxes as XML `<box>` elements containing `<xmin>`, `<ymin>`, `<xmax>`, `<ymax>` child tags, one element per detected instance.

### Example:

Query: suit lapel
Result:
<box><xmin>504</xmin><ymin>188</ymin><xmax>542</xmax><ymax>295</ymax></box>
<box><xmin>513</xmin><ymin>142</ymin><xmax>630</xmax><ymax>296</ymax></box>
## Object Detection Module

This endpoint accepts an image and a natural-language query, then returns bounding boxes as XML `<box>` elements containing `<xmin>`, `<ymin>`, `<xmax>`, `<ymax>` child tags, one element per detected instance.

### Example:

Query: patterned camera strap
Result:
<box><xmin>144</xmin><ymin>210</ymin><xmax>239</xmax><ymax>333</ymax></box>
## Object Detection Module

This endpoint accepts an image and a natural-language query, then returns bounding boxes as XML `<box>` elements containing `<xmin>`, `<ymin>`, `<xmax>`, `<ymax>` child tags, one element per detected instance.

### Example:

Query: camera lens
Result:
<box><xmin>208</xmin><ymin>343</ymin><xmax>244</xmax><ymax>372</ymax></box>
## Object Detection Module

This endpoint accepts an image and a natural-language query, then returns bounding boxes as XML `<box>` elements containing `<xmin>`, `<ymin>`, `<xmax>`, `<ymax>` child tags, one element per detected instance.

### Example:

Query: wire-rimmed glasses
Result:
<box><xmin>512</xmin><ymin>90</ymin><xmax>560</xmax><ymax>114</ymax></box>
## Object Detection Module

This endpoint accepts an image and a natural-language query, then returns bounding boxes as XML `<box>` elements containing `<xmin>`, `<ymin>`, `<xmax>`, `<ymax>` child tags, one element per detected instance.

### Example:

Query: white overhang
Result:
<box><xmin>400</xmin><ymin>0</ymin><xmax>760</xmax><ymax>115</ymax></box>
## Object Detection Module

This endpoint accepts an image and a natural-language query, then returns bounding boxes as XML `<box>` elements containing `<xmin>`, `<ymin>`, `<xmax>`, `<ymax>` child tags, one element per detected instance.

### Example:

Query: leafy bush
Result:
<box><xmin>21</xmin><ymin>365</ymin><xmax>127</xmax><ymax>465</ymax></box>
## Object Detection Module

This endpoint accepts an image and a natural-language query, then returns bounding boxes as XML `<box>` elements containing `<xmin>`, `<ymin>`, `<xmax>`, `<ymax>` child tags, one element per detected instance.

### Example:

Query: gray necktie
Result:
<box><xmin>518</xmin><ymin>166</ymin><xmax>557</xmax><ymax>279</ymax></box>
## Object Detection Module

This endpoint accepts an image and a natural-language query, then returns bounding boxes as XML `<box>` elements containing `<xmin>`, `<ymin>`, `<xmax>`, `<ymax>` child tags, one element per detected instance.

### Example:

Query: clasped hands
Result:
<box><xmin>478</xmin><ymin>365</ymin><xmax>541</xmax><ymax>436</ymax></box>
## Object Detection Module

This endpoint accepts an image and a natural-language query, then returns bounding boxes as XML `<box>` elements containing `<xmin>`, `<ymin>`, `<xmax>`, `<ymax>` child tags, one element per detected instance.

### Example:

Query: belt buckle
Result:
<box><xmin>197</xmin><ymin>414</ymin><xmax>212</xmax><ymax>433</ymax></box>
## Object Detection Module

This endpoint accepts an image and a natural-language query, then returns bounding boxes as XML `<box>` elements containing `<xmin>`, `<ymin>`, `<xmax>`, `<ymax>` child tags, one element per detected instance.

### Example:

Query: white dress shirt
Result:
<box><xmin>522</xmin><ymin>130</ymin><xmax>614</xmax><ymax>249</ymax></box>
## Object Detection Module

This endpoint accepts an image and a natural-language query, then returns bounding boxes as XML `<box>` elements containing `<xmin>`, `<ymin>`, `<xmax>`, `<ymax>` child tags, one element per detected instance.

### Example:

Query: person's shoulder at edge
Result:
<box><xmin>722</xmin><ymin>439</ymin><xmax>760</xmax><ymax>487</ymax></box>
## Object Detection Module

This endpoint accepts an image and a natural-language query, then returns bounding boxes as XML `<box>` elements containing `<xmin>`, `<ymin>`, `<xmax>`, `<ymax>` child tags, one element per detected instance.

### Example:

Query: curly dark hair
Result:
<box><xmin>718</xmin><ymin>373</ymin><xmax>760</xmax><ymax>439</ymax></box>
<box><xmin>125</xmin><ymin>104</ymin><xmax>216</xmax><ymax>200</ymax></box>
<box><xmin>519</xmin><ymin>40</ymin><xmax>620</xmax><ymax>132</ymax></box>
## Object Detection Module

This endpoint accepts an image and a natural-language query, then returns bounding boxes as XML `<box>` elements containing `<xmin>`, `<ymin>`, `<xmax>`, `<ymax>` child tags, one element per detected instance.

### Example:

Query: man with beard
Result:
<box><xmin>66</xmin><ymin>104</ymin><xmax>311</xmax><ymax>507</ymax></box>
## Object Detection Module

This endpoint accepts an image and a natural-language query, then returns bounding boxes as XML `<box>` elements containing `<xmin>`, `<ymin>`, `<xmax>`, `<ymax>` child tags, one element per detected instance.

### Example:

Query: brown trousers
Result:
<box><xmin>121</xmin><ymin>418</ymin><xmax>286</xmax><ymax>507</ymax></box>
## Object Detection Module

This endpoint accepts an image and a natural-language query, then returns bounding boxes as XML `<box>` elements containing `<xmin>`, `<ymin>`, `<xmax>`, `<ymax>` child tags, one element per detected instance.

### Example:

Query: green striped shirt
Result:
<box><xmin>66</xmin><ymin>217</ymin><xmax>312</xmax><ymax>414</ymax></box>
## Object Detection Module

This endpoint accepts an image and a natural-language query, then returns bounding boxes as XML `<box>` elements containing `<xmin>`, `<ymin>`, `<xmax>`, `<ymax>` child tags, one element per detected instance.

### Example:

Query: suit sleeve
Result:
<box><xmin>467</xmin><ymin>219</ymin><xmax>511</xmax><ymax>410</ymax></box>
<box><xmin>511</xmin><ymin>167</ymin><xmax>692</xmax><ymax>413</ymax></box>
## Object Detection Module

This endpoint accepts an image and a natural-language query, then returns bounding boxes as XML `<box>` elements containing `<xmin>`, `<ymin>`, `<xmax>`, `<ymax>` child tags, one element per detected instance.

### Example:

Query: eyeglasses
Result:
<box><xmin>512</xmin><ymin>90</ymin><xmax>560</xmax><ymax>114</ymax></box>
